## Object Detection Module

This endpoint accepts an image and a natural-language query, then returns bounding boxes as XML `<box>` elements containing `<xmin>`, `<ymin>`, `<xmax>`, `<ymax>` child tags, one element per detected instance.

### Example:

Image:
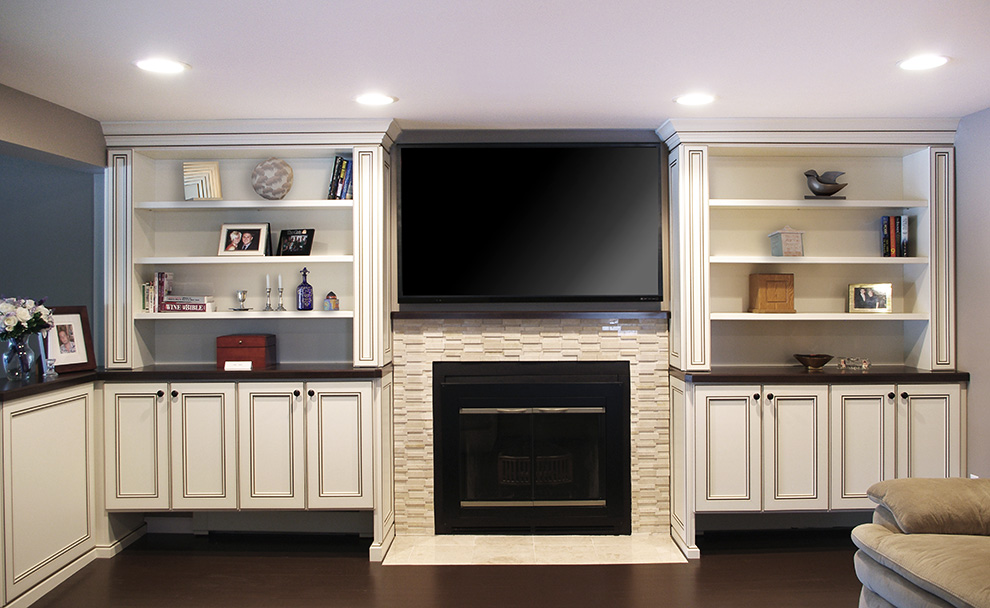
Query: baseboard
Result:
<box><xmin>369</xmin><ymin>523</ymin><xmax>395</xmax><ymax>562</ymax></box>
<box><xmin>671</xmin><ymin>525</ymin><xmax>700</xmax><ymax>559</ymax></box>
<box><xmin>94</xmin><ymin>522</ymin><xmax>148</xmax><ymax>559</ymax></box>
<box><xmin>5</xmin><ymin>549</ymin><xmax>97</xmax><ymax>608</ymax></box>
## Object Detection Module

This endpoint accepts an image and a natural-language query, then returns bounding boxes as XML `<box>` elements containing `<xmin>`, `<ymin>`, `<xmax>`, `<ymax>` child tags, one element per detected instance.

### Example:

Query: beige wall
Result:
<box><xmin>0</xmin><ymin>84</ymin><xmax>105</xmax><ymax>168</ymax></box>
<box><xmin>955</xmin><ymin>106</ymin><xmax>990</xmax><ymax>478</ymax></box>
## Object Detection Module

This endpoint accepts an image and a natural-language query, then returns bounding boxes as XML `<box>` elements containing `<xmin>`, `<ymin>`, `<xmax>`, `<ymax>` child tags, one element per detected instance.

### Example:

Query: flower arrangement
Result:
<box><xmin>0</xmin><ymin>297</ymin><xmax>53</xmax><ymax>341</ymax></box>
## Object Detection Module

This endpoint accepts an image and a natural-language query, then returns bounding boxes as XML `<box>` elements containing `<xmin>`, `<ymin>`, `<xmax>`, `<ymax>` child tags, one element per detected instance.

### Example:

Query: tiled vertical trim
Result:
<box><xmin>392</xmin><ymin>317</ymin><xmax>670</xmax><ymax>535</ymax></box>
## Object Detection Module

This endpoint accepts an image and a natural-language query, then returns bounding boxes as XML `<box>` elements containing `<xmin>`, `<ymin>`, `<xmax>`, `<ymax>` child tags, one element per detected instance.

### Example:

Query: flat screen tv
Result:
<box><xmin>397</xmin><ymin>144</ymin><xmax>661</xmax><ymax>305</ymax></box>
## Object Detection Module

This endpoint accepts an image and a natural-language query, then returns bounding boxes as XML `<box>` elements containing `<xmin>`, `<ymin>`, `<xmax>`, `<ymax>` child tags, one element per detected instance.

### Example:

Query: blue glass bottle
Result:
<box><xmin>296</xmin><ymin>267</ymin><xmax>314</xmax><ymax>311</ymax></box>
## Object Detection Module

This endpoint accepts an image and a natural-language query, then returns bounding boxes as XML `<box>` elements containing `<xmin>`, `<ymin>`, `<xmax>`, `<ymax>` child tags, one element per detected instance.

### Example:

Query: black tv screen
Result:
<box><xmin>397</xmin><ymin>144</ymin><xmax>661</xmax><ymax>304</ymax></box>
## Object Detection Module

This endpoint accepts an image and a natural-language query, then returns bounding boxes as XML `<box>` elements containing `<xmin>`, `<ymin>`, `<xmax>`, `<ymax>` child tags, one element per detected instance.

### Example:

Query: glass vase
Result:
<box><xmin>3</xmin><ymin>335</ymin><xmax>37</xmax><ymax>381</ymax></box>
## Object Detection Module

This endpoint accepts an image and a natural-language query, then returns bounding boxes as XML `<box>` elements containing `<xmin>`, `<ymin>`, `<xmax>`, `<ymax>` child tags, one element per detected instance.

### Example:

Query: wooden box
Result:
<box><xmin>749</xmin><ymin>274</ymin><xmax>795</xmax><ymax>313</ymax></box>
<box><xmin>216</xmin><ymin>334</ymin><xmax>277</xmax><ymax>369</ymax></box>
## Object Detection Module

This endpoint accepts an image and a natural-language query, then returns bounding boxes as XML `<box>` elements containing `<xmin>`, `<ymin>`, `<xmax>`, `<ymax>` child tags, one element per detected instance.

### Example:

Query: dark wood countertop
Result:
<box><xmin>670</xmin><ymin>365</ymin><xmax>970</xmax><ymax>384</ymax></box>
<box><xmin>1</xmin><ymin>363</ymin><xmax>392</xmax><ymax>403</ymax></box>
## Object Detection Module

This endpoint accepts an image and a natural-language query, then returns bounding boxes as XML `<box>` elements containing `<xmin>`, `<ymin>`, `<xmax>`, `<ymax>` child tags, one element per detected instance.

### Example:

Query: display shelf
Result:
<box><xmin>709</xmin><ymin>198</ymin><xmax>927</xmax><ymax>209</ymax></box>
<box><xmin>135</xmin><ymin>200</ymin><xmax>353</xmax><ymax>211</ymax></box>
<box><xmin>135</xmin><ymin>255</ymin><xmax>354</xmax><ymax>265</ymax></box>
<box><xmin>135</xmin><ymin>310</ymin><xmax>354</xmax><ymax>320</ymax></box>
<box><xmin>711</xmin><ymin>312</ymin><xmax>928</xmax><ymax>321</ymax></box>
<box><xmin>710</xmin><ymin>255</ymin><xmax>929</xmax><ymax>265</ymax></box>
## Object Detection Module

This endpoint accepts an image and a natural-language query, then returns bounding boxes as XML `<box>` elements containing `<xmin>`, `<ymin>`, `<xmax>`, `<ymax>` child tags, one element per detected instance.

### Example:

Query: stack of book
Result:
<box><xmin>327</xmin><ymin>155</ymin><xmax>353</xmax><ymax>200</ymax></box>
<box><xmin>142</xmin><ymin>272</ymin><xmax>216</xmax><ymax>312</ymax></box>
<box><xmin>881</xmin><ymin>215</ymin><xmax>909</xmax><ymax>257</ymax></box>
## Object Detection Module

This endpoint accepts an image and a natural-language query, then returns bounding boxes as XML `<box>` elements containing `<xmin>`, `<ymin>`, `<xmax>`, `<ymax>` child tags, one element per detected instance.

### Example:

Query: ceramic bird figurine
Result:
<box><xmin>804</xmin><ymin>170</ymin><xmax>847</xmax><ymax>197</ymax></box>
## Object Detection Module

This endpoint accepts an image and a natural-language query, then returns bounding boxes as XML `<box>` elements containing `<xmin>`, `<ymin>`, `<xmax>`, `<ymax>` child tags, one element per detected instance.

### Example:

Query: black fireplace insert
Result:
<box><xmin>434</xmin><ymin>361</ymin><xmax>631</xmax><ymax>534</ymax></box>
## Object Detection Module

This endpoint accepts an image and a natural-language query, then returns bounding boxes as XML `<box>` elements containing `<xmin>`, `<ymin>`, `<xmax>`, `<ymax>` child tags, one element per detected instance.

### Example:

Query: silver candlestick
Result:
<box><xmin>276</xmin><ymin>287</ymin><xmax>286</xmax><ymax>311</ymax></box>
<box><xmin>264</xmin><ymin>287</ymin><xmax>274</xmax><ymax>311</ymax></box>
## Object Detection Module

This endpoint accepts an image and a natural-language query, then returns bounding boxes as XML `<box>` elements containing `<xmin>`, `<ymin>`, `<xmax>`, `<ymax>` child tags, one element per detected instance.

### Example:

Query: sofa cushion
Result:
<box><xmin>852</xmin><ymin>523</ymin><xmax>990</xmax><ymax>608</ymax></box>
<box><xmin>855</xmin><ymin>550</ymin><xmax>956</xmax><ymax>608</ymax></box>
<box><xmin>868</xmin><ymin>479</ymin><xmax>990</xmax><ymax>536</ymax></box>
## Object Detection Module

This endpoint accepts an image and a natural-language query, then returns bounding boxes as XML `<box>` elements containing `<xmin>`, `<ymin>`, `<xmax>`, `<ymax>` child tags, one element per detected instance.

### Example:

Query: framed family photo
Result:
<box><xmin>45</xmin><ymin>306</ymin><xmax>96</xmax><ymax>372</ymax></box>
<box><xmin>848</xmin><ymin>283</ymin><xmax>892</xmax><ymax>313</ymax></box>
<box><xmin>218</xmin><ymin>223</ymin><xmax>271</xmax><ymax>256</ymax></box>
<box><xmin>277</xmin><ymin>228</ymin><xmax>315</xmax><ymax>256</ymax></box>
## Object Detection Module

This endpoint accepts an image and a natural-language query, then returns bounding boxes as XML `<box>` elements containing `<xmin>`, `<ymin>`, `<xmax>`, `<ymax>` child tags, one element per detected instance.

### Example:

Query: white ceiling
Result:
<box><xmin>2</xmin><ymin>0</ymin><xmax>989</xmax><ymax>131</ymax></box>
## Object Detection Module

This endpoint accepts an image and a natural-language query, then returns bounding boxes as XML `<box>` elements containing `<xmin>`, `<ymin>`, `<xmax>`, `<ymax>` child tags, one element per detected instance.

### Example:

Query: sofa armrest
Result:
<box><xmin>868</xmin><ymin>478</ymin><xmax>990</xmax><ymax>536</ymax></box>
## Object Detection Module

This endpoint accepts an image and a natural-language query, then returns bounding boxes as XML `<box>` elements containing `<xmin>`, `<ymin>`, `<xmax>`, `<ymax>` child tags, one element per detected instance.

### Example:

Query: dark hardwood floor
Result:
<box><xmin>30</xmin><ymin>531</ymin><xmax>861</xmax><ymax>607</ymax></box>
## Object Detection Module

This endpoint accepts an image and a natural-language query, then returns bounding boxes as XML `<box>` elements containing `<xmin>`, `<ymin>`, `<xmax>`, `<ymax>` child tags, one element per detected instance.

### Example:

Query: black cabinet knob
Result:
<box><xmin>888</xmin><ymin>392</ymin><xmax>896</xmax><ymax>400</ymax></box>
<box><xmin>308</xmin><ymin>389</ymin><xmax>315</xmax><ymax>397</ymax></box>
<box><xmin>766</xmin><ymin>393</ymin><xmax>774</xmax><ymax>401</ymax></box>
<box><xmin>156</xmin><ymin>390</ymin><xmax>165</xmax><ymax>398</ymax></box>
<box><xmin>171</xmin><ymin>390</ymin><xmax>178</xmax><ymax>398</ymax></box>
<box><xmin>293</xmin><ymin>389</ymin><xmax>301</xmax><ymax>397</ymax></box>
<box><xmin>901</xmin><ymin>392</ymin><xmax>909</xmax><ymax>399</ymax></box>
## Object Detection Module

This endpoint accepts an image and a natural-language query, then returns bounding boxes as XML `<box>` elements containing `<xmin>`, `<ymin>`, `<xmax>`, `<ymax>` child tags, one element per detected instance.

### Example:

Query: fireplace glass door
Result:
<box><xmin>459</xmin><ymin>398</ymin><xmax>607</xmax><ymax>507</ymax></box>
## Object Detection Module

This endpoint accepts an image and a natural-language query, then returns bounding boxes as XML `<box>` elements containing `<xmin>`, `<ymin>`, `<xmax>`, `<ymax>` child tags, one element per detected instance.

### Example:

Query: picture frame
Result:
<box><xmin>848</xmin><ymin>283</ymin><xmax>892</xmax><ymax>313</ymax></box>
<box><xmin>45</xmin><ymin>306</ymin><xmax>96</xmax><ymax>372</ymax></box>
<box><xmin>277</xmin><ymin>228</ymin><xmax>315</xmax><ymax>256</ymax></box>
<box><xmin>218</xmin><ymin>223</ymin><xmax>270</xmax><ymax>256</ymax></box>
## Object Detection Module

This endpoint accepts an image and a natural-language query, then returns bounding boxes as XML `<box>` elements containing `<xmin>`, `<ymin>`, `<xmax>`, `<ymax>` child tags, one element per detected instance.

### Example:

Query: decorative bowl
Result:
<box><xmin>794</xmin><ymin>353</ymin><xmax>833</xmax><ymax>370</ymax></box>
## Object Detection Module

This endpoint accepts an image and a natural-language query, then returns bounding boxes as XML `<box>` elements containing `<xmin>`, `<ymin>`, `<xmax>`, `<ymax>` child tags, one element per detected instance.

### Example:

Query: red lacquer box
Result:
<box><xmin>216</xmin><ymin>334</ymin><xmax>277</xmax><ymax>370</ymax></box>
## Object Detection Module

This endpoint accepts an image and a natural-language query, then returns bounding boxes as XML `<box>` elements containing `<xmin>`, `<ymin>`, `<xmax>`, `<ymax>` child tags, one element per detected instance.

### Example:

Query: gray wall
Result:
<box><xmin>955</xmin><ymin>106</ymin><xmax>990</xmax><ymax>478</ymax></box>
<box><xmin>0</xmin><ymin>154</ymin><xmax>101</xmax><ymax>338</ymax></box>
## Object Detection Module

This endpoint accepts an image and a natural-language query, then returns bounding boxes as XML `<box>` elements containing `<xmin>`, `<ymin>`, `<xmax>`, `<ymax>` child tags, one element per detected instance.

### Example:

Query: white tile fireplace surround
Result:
<box><xmin>392</xmin><ymin>314</ymin><xmax>670</xmax><ymax>536</ymax></box>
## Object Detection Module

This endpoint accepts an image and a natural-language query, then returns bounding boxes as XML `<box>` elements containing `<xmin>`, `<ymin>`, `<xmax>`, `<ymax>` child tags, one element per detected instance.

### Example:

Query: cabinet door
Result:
<box><xmin>170</xmin><ymin>383</ymin><xmax>237</xmax><ymax>509</ymax></box>
<box><xmin>3</xmin><ymin>385</ymin><xmax>95</xmax><ymax>600</ymax></box>
<box><xmin>306</xmin><ymin>381</ymin><xmax>373</xmax><ymax>508</ymax></box>
<box><xmin>830</xmin><ymin>385</ymin><xmax>896</xmax><ymax>509</ymax></box>
<box><xmin>762</xmin><ymin>385</ymin><xmax>829</xmax><ymax>510</ymax></box>
<box><xmin>897</xmin><ymin>383</ymin><xmax>962</xmax><ymax>478</ymax></box>
<box><xmin>104</xmin><ymin>383</ymin><xmax>170</xmax><ymax>509</ymax></box>
<box><xmin>237</xmin><ymin>383</ymin><xmax>306</xmax><ymax>509</ymax></box>
<box><xmin>695</xmin><ymin>385</ymin><xmax>761</xmax><ymax>511</ymax></box>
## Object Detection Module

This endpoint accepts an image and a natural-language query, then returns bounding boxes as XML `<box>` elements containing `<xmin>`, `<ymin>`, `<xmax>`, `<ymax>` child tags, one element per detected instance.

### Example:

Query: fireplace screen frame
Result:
<box><xmin>433</xmin><ymin>361</ymin><xmax>632</xmax><ymax>535</ymax></box>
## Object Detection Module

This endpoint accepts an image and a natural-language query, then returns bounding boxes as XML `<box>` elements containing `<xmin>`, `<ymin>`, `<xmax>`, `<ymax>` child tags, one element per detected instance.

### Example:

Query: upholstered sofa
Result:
<box><xmin>852</xmin><ymin>478</ymin><xmax>990</xmax><ymax>608</ymax></box>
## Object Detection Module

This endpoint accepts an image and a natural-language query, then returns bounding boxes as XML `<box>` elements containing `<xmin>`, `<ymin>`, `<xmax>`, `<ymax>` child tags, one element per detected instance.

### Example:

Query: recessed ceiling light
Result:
<box><xmin>675</xmin><ymin>93</ymin><xmax>715</xmax><ymax>106</ymax></box>
<box><xmin>135</xmin><ymin>58</ymin><xmax>190</xmax><ymax>74</ymax></box>
<box><xmin>355</xmin><ymin>93</ymin><xmax>397</xmax><ymax>106</ymax></box>
<box><xmin>897</xmin><ymin>54</ymin><xmax>949</xmax><ymax>71</ymax></box>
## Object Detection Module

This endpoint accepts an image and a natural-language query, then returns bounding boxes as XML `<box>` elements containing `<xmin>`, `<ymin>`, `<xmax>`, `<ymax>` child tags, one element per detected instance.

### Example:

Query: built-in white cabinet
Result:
<box><xmin>170</xmin><ymin>383</ymin><xmax>238</xmax><ymax>509</ymax></box>
<box><xmin>896</xmin><ymin>383</ymin><xmax>962</xmax><ymax>479</ymax></box>
<box><xmin>237</xmin><ymin>383</ymin><xmax>307</xmax><ymax>509</ymax></box>
<box><xmin>104</xmin><ymin>383</ymin><xmax>170</xmax><ymax>510</ymax></box>
<box><xmin>829</xmin><ymin>385</ymin><xmax>896</xmax><ymax>510</ymax></box>
<box><xmin>2</xmin><ymin>384</ymin><xmax>95</xmax><ymax>601</ymax></box>
<box><xmin>305</xmin><ymin>381</ymin><xmax>374</xmax><ymax>509</ymax></box>
<box><xmin>104</xmin><ymin>379</ymin><xmax>378</xmax><ymax>511</ymax></box>
<box><xmin>659</xmin><ymin>119</ymin><xmax>958</xmax><ymax>372</ymax></box>
<box><xmin>671</xmin><ymin>375</ymin><xmax>966</xmax><ymax>558</ymax></box>
<box><xmin>102</xmin><ymin>119</ymin><xmax>398</xmax><ymax>369</ymax></box>
<box><xmin>693</xmin><ymin>384</ymin><xmax>828</xmax><ymax>512</ymax></box>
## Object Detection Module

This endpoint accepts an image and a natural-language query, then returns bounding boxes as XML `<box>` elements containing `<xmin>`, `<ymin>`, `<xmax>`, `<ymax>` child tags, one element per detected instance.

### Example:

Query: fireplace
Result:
<box><xmin>433</xmin><ymin>361</ymin><xmax>631</xmax><ymax>534</ymax></box>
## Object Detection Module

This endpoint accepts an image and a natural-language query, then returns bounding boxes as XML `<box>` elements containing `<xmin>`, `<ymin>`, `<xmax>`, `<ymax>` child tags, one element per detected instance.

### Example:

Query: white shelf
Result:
<box><xmin>135</xmin><ymin>255</ymin><xmax>354</xmax><ymax>265</ymax></box>
<box><xmin>711</xmin><ymin>312</ymin><xmax>929</xmax><ymax>321</ymax></box>
<box><xmin>710</xmin><ymin>255</ymin><xmax>929</xmax><ymax>265</ymax></box>
<box><xmin>135</xmin><ymin>310</ymin><xmax>354</xmax><ymax>320</ymax></box>
<box><xmin>135</xmin><ymin>199</ymin><xmax>353</xmax><ymax>211</ymax></box>
<box><xmin>709</xmin><ymin>198</ymin><xmax>928</xmax><ymax>209</ymax></box>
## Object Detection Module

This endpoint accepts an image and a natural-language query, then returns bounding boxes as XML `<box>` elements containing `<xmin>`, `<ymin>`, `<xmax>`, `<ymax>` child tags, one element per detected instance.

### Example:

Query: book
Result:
<box><xmin>900</xmin><ymin>215</ymin><xmax>909</xmax><ymax>257</ymax></box>
<box><xmin>340</xmin><ymin>160</ymin><xmax>353</xmax><ymax>200</ymax></box>
<box><xmin>328</xmin><ymin>156</ymin><xmax>344</xmax><ymax>199</ymax></box>
<box><xmin>161</xmin><ymin>302</ymin><xmax>216</xmax><ymax>312</ymax></box>
<box><xmin>162</xmin><ymin>295</ymin><xmax>215</xmax><ymax>303</ymax></box>
<box><xmin>881</xmin><ymin>216</ymin><xmax>890</xmax><ymax>257</ymax></box>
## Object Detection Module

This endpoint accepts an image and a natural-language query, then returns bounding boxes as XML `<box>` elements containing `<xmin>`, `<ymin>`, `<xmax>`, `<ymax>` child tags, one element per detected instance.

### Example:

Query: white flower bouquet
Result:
<box><xmin>0</xmin><ymin>297</ymin><xmax>54</xmax><ymax>341</ymax></box>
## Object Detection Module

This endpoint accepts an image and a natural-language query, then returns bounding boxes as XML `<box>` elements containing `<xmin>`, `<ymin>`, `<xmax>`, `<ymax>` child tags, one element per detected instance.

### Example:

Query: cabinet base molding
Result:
<box><xmin>4</xmin><ymin>550</ymin><xmax>97</xmax><ymax>608</ymax></box>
